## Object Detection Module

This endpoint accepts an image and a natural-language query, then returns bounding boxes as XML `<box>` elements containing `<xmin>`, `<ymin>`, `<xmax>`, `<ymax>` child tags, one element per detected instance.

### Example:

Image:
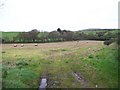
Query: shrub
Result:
<box><xmin>104</xmin><ymin>39</ymin><xmax>113</xmax><ymax>45</ymax></box>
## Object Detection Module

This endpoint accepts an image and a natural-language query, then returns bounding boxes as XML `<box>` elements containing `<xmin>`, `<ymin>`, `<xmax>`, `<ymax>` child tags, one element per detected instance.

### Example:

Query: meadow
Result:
<box><xmin>2</xmin><ymin>40</ymin><xmax>118</xmax><ymax>88</ymax></box>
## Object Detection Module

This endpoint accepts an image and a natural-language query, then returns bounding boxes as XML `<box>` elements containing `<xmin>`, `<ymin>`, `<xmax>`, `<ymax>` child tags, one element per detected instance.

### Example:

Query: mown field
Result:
<box><xmin>2</xmin><ymin>41</ymin><xmax>118</xmax><ymax>88</ymax></box>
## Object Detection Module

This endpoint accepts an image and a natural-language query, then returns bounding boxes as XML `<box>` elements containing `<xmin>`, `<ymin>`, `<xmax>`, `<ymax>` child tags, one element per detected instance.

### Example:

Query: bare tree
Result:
<box><xmin>29</xmin><ymin>29</ymin><xmax>40</xmax><ymax>42</ymax></box>
<box><xmin>48</xmin><ymin>31</ymin><xmax>61</xmax><ymax>41</ymax></box>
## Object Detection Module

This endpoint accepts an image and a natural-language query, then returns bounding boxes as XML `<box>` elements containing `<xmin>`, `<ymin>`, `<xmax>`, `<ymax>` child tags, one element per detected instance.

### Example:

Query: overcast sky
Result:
<box><xmin>0</xmin><ymin>0</ymin><xmax>119</xmax><ymax>32</ymax></box>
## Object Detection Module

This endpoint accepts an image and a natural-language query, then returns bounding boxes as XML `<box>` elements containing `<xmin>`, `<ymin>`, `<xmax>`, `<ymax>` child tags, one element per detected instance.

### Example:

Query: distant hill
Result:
<box><xmin>79</xmin><ymin>29</ymin><xmax>118</xmax><ymax>31</ymax></box>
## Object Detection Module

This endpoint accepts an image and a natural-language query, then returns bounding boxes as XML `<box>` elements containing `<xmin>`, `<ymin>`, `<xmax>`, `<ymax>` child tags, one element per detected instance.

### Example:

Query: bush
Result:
<box><xmin>104</xmin><ymin>39</ymin><xmax>113</xmax><ymax>45</ymax></box>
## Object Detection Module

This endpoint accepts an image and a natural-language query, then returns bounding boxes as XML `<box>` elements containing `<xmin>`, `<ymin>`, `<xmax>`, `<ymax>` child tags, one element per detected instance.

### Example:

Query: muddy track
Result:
<box><xmin>72</xmin><ymin>71</ymin><xmax>88</xmax><ymax>87</ymax></box>
<box><xmin>38</xmin><ymin>71</ymin><xmax>88</xmax><ymax>88</ymax></box>
<box><xmin>38</xmin><ymin>73</ymin><xmax>48</xmax><ymax>90</ymax></box>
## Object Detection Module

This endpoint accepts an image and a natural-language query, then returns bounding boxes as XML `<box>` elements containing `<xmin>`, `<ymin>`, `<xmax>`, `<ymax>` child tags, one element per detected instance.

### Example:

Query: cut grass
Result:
<box><xmin>2</xmin><ymin>41</ymin><xmax>118</xmax><ymax>88</ymax></box>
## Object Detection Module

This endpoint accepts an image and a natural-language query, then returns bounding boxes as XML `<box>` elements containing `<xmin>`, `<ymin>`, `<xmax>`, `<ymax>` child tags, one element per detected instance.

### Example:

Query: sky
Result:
<box><xmin>0</xmin><ymin>0</ymin><xmax>119</xmax><ymax>32</ymax></box>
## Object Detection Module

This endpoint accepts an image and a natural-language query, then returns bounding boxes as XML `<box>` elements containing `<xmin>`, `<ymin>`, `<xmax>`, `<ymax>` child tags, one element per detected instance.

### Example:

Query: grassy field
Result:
<box><xmin>2</xmin><ymin>41</ymin><xmax>118</xmax><ymax>88</ymax></box>
<box><xmin>1</xmin><ymin>32</ymin><xmax>19</xmax><ymax>41</ymax></box>
<box><xmin>1</xmin><ymin>32</ymin><xmax>48</xmax><ymax>41</ymax></box>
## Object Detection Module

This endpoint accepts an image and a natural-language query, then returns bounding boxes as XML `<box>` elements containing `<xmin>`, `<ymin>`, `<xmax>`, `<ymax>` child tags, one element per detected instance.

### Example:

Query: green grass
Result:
<box><xmin>1</xmin><ymin>32</ymin><xmax>49</xmax><ymax>41</ymax></box>
<box><xmin>2</xmin><ymin>32</ymin><xmax>19</xmax><ymax>41</ymax></box>
<box><xmin>2</xmin><ymin>42</ymin><xmax>118</xmax><ymax>88</ymax></box>
<box><xmin>79</xmin><ymin>29</ymin><xmax>118</xmax><ymax>35</ymax></box>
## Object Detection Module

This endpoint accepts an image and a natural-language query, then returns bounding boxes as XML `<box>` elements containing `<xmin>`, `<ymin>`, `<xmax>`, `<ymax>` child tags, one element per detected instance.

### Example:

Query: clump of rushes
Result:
<box><xmin>65</xmin><ymin>61</ymin><xmax>69</xmax><ymax>63</ymax></box>
<box><xmin>2</xmin><ymin>51</ymin><xmax>6</xmax><ymax>53</ymax></box>
<box><xmin>88</xmin><ymin>54</ymin><xmax>93</xmax><ymax>58</ymax></box>
<box><xmin>16</xmin><ymin>61</ymin><xmax>28</xmax><ymax>69</ymax></box>
<box><xmin>3</xmin><ymin>70</ymin><xmax>8</xmax><ymax>78</ymax></box>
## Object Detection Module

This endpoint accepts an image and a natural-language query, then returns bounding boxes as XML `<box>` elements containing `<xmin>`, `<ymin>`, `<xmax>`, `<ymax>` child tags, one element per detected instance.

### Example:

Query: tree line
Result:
<box><xmin>1</xmin><ymin>28</ymin><xmax>119</xmax><ymax>45</ymax></box>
